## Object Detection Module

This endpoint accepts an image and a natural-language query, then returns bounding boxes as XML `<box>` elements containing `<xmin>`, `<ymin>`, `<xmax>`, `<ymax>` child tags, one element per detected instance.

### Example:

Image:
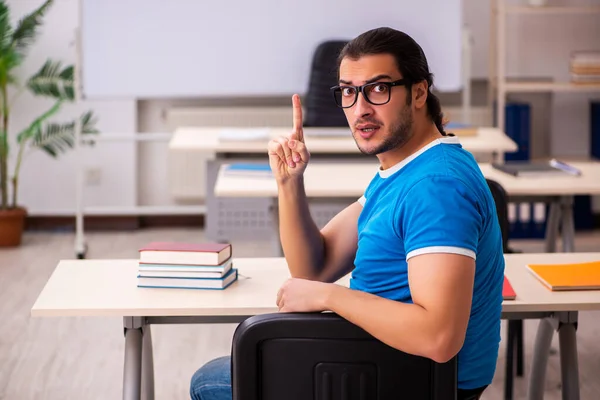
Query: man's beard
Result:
<box><xmin>353</xmin><ymin>106</ymin><xmax>414</xmax><ymax>156</ymax></box>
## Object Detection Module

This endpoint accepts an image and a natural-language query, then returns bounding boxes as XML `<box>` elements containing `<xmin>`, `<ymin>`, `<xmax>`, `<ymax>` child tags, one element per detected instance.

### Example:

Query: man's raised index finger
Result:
<box><xmin>292</xmin><ymin>94</ymin><xmax>304</xmax><ymax>142</ymax></box>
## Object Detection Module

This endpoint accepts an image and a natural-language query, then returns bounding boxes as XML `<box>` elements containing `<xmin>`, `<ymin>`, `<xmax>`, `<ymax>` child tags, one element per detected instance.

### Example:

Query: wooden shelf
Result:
<box><xmin>504</xmin><ymin>81</ymin><xmax>600</xmax><ymax>92</ymax></box>
<box><xmin>506</xmin><ymin>5</ymin><xmax>600</xmax><ymax>14</ymax></box>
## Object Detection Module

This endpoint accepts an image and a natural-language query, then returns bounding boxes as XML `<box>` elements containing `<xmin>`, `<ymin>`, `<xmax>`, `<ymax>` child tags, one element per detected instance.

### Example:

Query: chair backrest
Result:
<box><xmin>231</xmin><ymin>312</ymin><xmax>457</xmax><ymax>400</ymax></box>
<box><xmin>486</xmin><ymin>178</ymin><xmax>510</xmax><ymax>252</ymax></box>
<box><xmin>303</xmin><ymin>40</ymin><xmax>349</xmax><ymax>127</ymax></box>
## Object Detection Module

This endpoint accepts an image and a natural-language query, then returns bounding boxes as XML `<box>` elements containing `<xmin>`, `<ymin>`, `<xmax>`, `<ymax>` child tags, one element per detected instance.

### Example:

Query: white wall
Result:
<box><xmin>6</xmin><ymin>0</ymin><xmax>600</xmax><ymax>215</ymax></box>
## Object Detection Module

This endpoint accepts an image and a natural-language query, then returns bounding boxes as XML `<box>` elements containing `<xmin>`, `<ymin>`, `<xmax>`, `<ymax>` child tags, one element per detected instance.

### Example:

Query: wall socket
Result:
<box><xmin>85</xmin><ymin>167</ymin><xmax>102</xmax><ymax>186</ymax></box>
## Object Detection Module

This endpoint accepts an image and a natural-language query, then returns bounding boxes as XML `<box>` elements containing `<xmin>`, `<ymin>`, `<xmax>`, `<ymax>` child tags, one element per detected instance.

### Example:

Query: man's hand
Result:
<box><xmin>267</xmin><ymin>94</ymin><xmax>310</xmax><ymax>184</ymax></box>
<box><xmin>276</xmin><ymin>278</ymin><xmax>333</xmax><ymax>313</ymax></box>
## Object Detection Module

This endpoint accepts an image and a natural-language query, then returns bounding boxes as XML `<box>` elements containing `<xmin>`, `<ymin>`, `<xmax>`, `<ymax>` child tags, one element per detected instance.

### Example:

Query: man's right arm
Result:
<box><xmin>278</xmin><ymin>178</ymin><xmax>361</xmax><ymax>283</ymax></box>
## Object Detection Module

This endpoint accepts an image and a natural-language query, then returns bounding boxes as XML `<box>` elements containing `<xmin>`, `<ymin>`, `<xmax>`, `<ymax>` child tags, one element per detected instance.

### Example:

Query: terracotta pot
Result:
<box><xmin>0</xmin><ymin>207</ymin><xmax>27</xmax><ymax>247</ymax></box>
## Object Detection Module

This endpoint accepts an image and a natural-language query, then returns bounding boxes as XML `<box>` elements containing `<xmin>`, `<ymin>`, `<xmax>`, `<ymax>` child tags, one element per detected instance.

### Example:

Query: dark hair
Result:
<box><xmin>337</xmin><ymin>27</ymin><xmax>448</xmax><ymax>136</ymax></box>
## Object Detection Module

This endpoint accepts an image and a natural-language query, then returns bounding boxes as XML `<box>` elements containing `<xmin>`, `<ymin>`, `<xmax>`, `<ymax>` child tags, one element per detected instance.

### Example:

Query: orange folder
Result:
<box><xmin>503</xmin><ymin>276</ymin><xmax>516</xmax><ymax>300</ymax></box>
<box><xmin>526</xmin><ymin>260</ymin><xmax>600</xmax><ymax>291</ymax></box>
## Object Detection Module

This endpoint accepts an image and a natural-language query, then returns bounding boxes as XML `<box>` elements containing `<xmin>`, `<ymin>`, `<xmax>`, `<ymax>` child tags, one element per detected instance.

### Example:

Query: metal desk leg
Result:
<box><xmin>558</xmin><ymin>312</ymin><xmax>579</xmax><ymax>400</ymax></box>
<box><xmin>559</xmin><ymin>196</ymin><xmax>575</xmax><ymax>253</ymax></box>
<box><xmin>544</xmin><ymin>202</ymin><xmax>560</xmax><ymax>253</ymax></box>
<box><xmin>142</xmin><ymin>325</ymin><xmax>155</xmax><ymax>400</ymax></box>
<box><xmin>123</xmin><ymin>317</ymin><xmax>154</xmax><ymax>400</ymax></box>
<box><xmin>269</xmin><ymin>199</ymin><xmax>283</xmax><ymax>257</ymax></box>
<box><xmin>527</xmin><ymin>317</ymin><xmax>557</xmax><ymax>400</ymax></box>
<box><xmin>123</xmin><ymin>325</ymin><xmax>142</xmax><ymax>400</ymax></box>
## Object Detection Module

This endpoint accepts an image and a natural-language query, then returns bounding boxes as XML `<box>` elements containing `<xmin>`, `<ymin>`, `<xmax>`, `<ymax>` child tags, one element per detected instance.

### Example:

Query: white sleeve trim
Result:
<box><xmin>358</xmin><ymin>195</ymin><xmax>366</xmax><ymax>206</ymax></box>
<box><xmin>406</xmin><ymin>246</ymin><xmax>476</xmax><ymax>261</ymax></box>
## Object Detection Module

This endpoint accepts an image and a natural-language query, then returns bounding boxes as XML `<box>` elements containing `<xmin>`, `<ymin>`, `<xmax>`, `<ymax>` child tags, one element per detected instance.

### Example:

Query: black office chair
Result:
<box><xmin>303</xmin><ymin>40</ymin><xmax>349</xmax><ymax>127</ymax></box>
<box><xmin>231</xmin><ymin>312</ymin><xmax>457</xmax><ymax>400</ymax></box>
<box><xmin>486</xmin><ymin>179</ymin><xmax>524</xmax><ymax>400</ymax></box>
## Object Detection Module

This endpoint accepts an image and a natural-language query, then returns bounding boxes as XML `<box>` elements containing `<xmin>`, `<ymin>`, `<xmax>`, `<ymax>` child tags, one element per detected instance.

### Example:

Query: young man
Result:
<box><xmin>190</xmin><ymin>27</ymin><xmax>504</xmax><ymax>400</ymax></box>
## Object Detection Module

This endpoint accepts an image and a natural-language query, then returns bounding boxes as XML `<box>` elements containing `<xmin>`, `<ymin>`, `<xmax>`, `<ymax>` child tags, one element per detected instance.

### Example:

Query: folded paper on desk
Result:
<box><xmin>491</xmin><ymin>159</ymin><xmax>581</xmax><ymax>178</ymax></box>
<box><xmin>219</xmin><ymin>128</ymin><xmax>270</xmax><ymax>142</ymax></box>
<box><xmin>503</xmin><ymin>276</ymin><xmax>516</xmax><ymax>300</ymax></box>
<box><xmin>302</xmin><ymin>127</ymin><xmax>351</xmax><ymax>137</ymax></box>
<box><xmin>527</xmin><ymin>260</ymin><xmax>600</xmax><ymax>291</ymax></box>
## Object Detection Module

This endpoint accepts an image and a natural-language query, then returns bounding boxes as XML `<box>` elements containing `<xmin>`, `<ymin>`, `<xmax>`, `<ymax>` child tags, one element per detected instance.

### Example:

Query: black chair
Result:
<box><xmin>303</xmin><ymin>40</ymin><xmax>349</xmax><ymax>127</ymax></box>
<box><xmin>486</xmin><ymin>179</ymin><xmax>524</xmax><ymax>400</ymax></box>
<box><xmin>231</xmin><ymin>312</ymin><xmax>457</xmax><ymax>400</ymax></box>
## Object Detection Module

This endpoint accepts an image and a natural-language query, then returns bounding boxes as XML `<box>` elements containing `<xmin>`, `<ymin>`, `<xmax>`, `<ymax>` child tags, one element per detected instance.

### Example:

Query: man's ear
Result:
<box><xmin>412</xmin><ymin>80</ymin><xmax>428</xmax><ymax>109</ymax></box>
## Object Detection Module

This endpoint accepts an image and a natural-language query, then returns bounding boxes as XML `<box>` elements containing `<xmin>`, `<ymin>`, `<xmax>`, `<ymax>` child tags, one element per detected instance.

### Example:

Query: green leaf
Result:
<box><xmin>27</xmin><ymin>59</ymin><xmax>74</xmax><ymax>100</ymax></box>
<box><xmin>10</xmin><ymin>0</ymin><xmax>54</xmax><ymax>56</ymax></box>
<box><xmin>16</xmin><ymin>100</ymin><xmax>62</xmax><ymax>144</ymax></box>
<box><xmin>32</xmin><ymin>122</ymin><xmax>73</xmax><ymax>158</ymax></box>
<box><xmin>0</xmin><ymin>1</ymin><xmax>13</xmax><ymax>54</ymax></box>
<box><xmin>32</xmin><ymin>111</ymin><xmax>100</xmax><ymax>157</ymax></box>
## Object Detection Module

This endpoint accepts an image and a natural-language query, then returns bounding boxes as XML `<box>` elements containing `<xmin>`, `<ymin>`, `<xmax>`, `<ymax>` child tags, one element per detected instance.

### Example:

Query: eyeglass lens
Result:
<box><xmin>333</xmin><ymin>83</ymin><xmax>391</xmax><ymax>108</ymax></box>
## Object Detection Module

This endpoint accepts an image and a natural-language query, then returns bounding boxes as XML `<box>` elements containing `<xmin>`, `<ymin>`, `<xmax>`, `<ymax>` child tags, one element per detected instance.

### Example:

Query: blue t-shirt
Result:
<box><xmin>351</xmin><ymin>136</ymin><xmax>504</xmax><ymax>390</ymax></box>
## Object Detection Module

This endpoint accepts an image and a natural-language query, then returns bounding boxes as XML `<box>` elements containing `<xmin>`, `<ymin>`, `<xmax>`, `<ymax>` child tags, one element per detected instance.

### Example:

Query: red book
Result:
<box><xmin>139</xmin><ymin>242</ymin><xmax>232</xmax><ymax>266</ymax></box>
<box><xmin>503</xmin><ymin>276</ymin><xmax>516</xmax><ymax>300</ymax></box>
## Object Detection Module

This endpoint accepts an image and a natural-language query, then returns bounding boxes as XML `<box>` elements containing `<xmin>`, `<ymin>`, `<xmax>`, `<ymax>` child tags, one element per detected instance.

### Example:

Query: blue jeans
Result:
<box><xmin>190</xmin><ymin>356</ymin><xmax>232</xmax><ymax>400</ymax></box>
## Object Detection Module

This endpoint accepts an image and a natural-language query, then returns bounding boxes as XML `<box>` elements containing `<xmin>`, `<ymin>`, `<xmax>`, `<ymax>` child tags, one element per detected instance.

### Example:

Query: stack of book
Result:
<box><xmin>570</xmin><ymin>51</ymin><xmax>600</xmax><ymax>85</ymax></box>
<box><xmin>136</xmin><ymin>242</ymin><xmax>237</xmax><ymax>290</ymax></box>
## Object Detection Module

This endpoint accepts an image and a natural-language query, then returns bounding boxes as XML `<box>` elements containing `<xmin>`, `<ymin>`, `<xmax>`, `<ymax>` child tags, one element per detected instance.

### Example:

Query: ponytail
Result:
<box><xmin>426</xmin><ymin>90</ymin><xmax>449</xmax><ymax>136</ymax></box>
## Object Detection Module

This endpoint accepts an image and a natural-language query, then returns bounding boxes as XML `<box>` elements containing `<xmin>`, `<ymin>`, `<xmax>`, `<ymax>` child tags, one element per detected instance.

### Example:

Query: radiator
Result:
<box><xmin>167</xmin><ymin>106</ymin><xmax>492</xmax><ymax>201</ymax></box>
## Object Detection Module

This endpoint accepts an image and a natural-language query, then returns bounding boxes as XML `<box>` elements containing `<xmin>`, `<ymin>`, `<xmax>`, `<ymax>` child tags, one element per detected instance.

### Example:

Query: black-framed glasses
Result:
<box><xmin>330</xmin><ymin>79</ymin><xmax>408</xmax><ymax>109</ymax></box>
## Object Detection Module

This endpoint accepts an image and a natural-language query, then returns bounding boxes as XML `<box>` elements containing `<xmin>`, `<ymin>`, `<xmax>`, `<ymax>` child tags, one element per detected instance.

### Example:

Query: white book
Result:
<box><xmin>138</xmin><ymin>260</ymin><xmax>233</xmax><ymax>278</ymax></box>
<box><xmin>138</xmin><ymin>259</ymin><xmax>233</xmax><ymax>274</ymax></box>
<box><xmin>137</xmin><ymin>269</ymin><xmax>238</xmax><ymax>290</ymax></box>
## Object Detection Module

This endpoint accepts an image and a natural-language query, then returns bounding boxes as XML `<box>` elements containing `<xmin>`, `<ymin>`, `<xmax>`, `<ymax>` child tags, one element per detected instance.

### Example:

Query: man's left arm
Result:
<box><xmin>324</xmin><ymin>252</ymin><xmax>474</xmax><ymax>363</ymax></box>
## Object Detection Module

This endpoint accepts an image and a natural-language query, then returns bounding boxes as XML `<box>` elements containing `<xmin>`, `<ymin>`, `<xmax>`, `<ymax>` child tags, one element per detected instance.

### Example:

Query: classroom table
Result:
<box><xmin>170</xmin><ymin>126</ymin><xmax>518</xmax><ymax>162</ymax></box>
<box><xmin>214</xmin><ymin>160</ymin><xmax>600</xmax><ymax>254</ymax></box>
<box><xmin>170</xmin><ymin>126</ymin><xmax>518</xmax><ymax>242</ymax></box>
<box><xmin>31</xmin><ymin>252</ymin><xmax>600</xmax><ymax>400</ymax></box>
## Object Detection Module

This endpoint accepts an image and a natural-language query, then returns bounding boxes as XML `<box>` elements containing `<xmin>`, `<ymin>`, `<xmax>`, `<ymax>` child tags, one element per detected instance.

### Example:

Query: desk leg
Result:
<box><xmin>527</xmin><ymin>317</ymin><xmax>557</xmax><ymax>400</ymax></box>
<box><xmin>528</xmin><ymin>312</ymin><xmax>580</xmax><ymax>400</ymax></box>
<box><xmin>544</xmin><ymin>202</ymin><xmax>560</xmax><ymax>253</ymax></box>
<box><xmin>269</xmin><ymin>199</ymin><xmax>283</xmax><ymax>257</ymax></box>
<box><xmin>123</xmin><ymin>317</ymin><xmax>155</xmax><ymax>400</ymax></box>
<box><xmin>142</xmin><ymin>325</ymin><xmax>155</xmax><ymax>400</ymax></box>
<box><xmin>558</xmin><ymin>312</ymin><xmax>579</xmax><ymax>400</ymax></box>
<box><xmin>559</xmin><ymin>196</ymin><xmax>575</xmax><ymax>253</ymax></box>
<box><xmin>123</xmin><ymin>326</ymin><xmax>142</xmax><ymax>400</ymax></box>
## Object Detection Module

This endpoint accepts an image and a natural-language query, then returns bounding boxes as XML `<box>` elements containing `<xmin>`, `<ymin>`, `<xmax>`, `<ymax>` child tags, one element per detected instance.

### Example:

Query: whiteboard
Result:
<box><xmin>80</xmin><ymin>0</ymin><xmax>462</xmax><ymax>99</ymax></box>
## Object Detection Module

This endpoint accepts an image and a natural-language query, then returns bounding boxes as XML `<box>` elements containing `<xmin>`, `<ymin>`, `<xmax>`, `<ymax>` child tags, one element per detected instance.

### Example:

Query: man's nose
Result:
<box><xmin>353</xmin><ymin>92</ymin><xmax>374</xmax><ymax>118</ymax></box>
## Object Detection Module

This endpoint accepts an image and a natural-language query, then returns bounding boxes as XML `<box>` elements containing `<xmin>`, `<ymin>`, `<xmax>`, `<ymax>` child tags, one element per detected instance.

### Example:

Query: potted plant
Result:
<box><xmin>0</xmin><ymin>0</ymin><xmax>99</xmax><ymax>246</ymax></box>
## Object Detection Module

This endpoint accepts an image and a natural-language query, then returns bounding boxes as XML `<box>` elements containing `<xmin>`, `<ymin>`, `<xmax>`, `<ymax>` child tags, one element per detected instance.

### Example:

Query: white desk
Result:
<box><xmin>31</xmin><ymin>253</ymin><xmax>600</xmax><ymax>400</ymax></box>
<box><xmin>170</xmin><ymin>126</ymin><xmax>518</xmax><ymax>161</ymax></box>
<box><xmin>215</xmin><ymin>161</ymin><xmax>600</xmax><ymax>253</ymax></box>
<box><xmin>170</xmin><ymin>126</ymin><xmax>518</xmax><ymax>242</ymax></box>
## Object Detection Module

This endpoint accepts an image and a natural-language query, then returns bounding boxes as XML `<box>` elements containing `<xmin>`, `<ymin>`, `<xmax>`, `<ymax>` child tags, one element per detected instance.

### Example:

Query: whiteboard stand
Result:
<box><xmin>74</xmin><ymin>26</ymin><xmax>87</xmax><ymax>259</ymax></box>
